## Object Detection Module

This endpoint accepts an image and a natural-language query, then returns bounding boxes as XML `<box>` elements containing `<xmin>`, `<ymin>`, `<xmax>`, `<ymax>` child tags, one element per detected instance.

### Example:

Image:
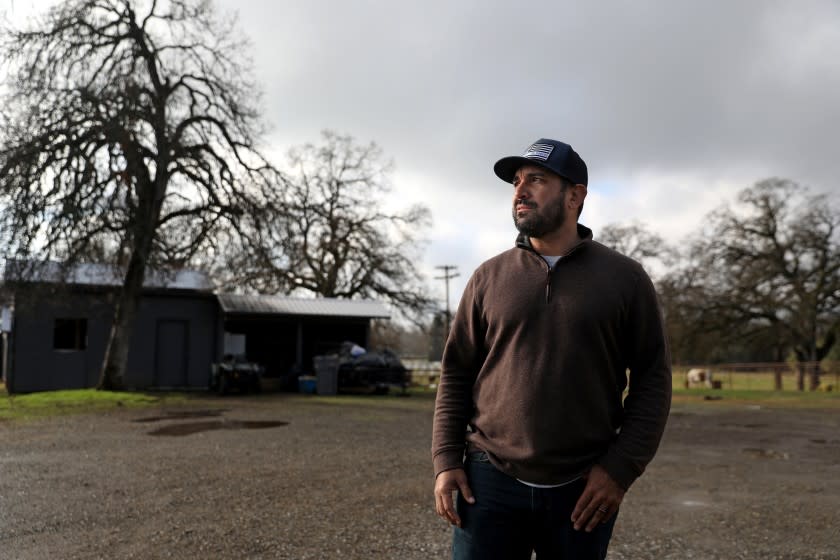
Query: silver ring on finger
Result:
<box><xmin>597</xmin><ymin>505</ymin><xmax>609</xmax><ymax>514</ymax></box>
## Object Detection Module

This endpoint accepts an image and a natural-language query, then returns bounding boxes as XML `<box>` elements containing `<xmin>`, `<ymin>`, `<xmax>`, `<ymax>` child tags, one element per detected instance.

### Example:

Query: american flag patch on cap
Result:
<box><xmin>522</xmin><ymin>143</ymin><xmax>554</xmax><ymax>161</ymax></box>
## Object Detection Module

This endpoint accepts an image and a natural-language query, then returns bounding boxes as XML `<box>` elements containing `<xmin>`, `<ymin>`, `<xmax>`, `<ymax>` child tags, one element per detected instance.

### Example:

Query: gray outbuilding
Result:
<box><xmin>2</xmin><ymin>262</ymin><xmax>392</xmax><ymax>394</ymax></box>
<box><xmin>2</xmin><ymin>263</ymin><xmax>220</xmax><ymax>393</ymax></box>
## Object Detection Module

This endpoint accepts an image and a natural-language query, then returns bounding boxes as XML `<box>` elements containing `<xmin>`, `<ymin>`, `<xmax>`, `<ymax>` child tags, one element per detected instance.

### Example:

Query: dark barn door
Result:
<box><xmin>155</xmin><ymin>320</ymin><xmax>189</xmax><ymax>387</ymax></box>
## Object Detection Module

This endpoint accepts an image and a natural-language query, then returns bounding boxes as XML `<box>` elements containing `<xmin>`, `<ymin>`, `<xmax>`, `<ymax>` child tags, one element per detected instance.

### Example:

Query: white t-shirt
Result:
<box><xmin>517</xmin><ymin>475</ymin><xmax>582</xmax><ymax>488</ymax></box>
<box><xmin>542</xmin><ymin>255</ymin><xmax>562</xmax><ymax>268</ymax></box>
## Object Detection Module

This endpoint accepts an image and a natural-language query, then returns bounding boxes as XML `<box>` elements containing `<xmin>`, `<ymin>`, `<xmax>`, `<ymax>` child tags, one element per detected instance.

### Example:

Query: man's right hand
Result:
<box><xmin>434</xmin><ymin>468</ymin><xmax>475</xmax><ymax>527</ymax></box>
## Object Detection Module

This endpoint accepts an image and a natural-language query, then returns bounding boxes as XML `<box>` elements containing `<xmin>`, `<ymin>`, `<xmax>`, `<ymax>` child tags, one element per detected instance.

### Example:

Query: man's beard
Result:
<box><xmin>512</xmin><ymin>197</ymin><xmax>568</xmax><ymax>238</ymax></box>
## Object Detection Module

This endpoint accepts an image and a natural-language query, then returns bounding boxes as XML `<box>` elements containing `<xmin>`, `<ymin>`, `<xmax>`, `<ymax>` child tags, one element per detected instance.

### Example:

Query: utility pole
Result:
<box><xmin>435</xmin><ymin>265</ymin><xmax>459</xmax><ymax>342</ymax></box>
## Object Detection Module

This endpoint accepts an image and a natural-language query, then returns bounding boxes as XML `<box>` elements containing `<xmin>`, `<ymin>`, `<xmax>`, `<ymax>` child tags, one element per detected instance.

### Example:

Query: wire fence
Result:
<box><xmin>674</xmin><ymin>361</ymin><xmax>840</xmax><ymax>391</ymax></box>
<box><xmin>402</xmin><ymin>359</ymin><xmax>441</xmax><ymax>387</ymax></box>
<box><xmin>403</xmin><ymin>359</ymin><xmax>840</xmax><ymax>392</ymax></box>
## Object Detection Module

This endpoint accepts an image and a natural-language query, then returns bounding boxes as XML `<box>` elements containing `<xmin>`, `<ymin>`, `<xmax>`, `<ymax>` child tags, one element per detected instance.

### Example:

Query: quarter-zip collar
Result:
<box><xmin>515</xmin><ymin>223</ymin><xmax>594</xmax><ymax>303</ymax></box>
<box><xmin>515</xmin><ymin>223</ymin><xmax>594</xmax><ymax>258</ymax></box>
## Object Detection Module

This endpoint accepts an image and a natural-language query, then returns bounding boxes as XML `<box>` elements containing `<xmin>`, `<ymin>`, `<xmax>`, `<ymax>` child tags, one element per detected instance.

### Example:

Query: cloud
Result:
<box><xmin>8</xmin><ymin>0</ymin><xmax>839</xmax><ymax>309</ymax></box>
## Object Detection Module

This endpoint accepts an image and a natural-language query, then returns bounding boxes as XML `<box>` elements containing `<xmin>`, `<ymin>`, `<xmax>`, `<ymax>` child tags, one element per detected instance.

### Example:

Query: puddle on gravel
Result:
<box><xmin>681</xmin><ymin>500</ymin><xmax>708</xmax><ymax>507</ymax></box>
<box><xmin>148</xmin><ymin>420</ymin><xmax>289</xmax><ymax>436</ymax></box>
<box><xmin>134</xmin><ymin>409</ymin><xmax>229</xmax><ymax>423</ymax></box>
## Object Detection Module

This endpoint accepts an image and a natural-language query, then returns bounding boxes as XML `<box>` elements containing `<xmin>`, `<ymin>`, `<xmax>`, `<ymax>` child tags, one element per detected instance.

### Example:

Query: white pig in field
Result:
<box><xmin>685</xmin><ymin>368</ymin><xmax>712</xmax><ymax>388</ymax></box>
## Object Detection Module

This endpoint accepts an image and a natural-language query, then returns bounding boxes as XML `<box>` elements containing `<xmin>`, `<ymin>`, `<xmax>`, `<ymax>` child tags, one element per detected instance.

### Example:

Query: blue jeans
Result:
<box><xmin>453</xmin><ymin>453</ymin><xmax>617</xmax><ymax>560</ymax></box>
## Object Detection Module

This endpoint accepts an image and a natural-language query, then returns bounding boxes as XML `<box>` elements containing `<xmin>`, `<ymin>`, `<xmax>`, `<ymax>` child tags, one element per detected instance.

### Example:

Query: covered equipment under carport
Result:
<box><xmin>217</xmin><ymin>294</ymin><xmax>391</xmax><ymax>390</ymax></box>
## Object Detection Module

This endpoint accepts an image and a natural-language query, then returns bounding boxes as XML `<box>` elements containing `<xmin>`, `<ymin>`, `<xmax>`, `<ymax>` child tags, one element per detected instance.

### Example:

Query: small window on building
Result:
<box><xmin>54</xmin><ymin>318</ymin><xmax>88</xmax><ymax>351</ymax></box>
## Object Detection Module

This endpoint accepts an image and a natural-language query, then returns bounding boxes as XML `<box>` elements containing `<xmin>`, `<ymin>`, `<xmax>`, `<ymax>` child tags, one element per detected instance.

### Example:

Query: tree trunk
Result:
<box><xmin>97</xmin><ymin>255</ymin><xmax>147</xmax><ymax>390</ymax></box>
<box><xmin>796</xmin><ymin>362</ymin><xmax>806</xmax><ymax>391</ymax></box>
<box><xmin>97</xmin><ymin>172</ymin><xmax>166</xmax><ymax>390</ymax></box>
<box><xmin>809</xmin><ymin>360</ymin><xmax>821</xmax><ymax>391</ymax></box>
<box><xmin>773</xmin><ymin>367</ymin><xmax>783</xmax><ymax>391</ymax></box>
<box><xmin>773</xmin><ymin>345</ymin><xmax>784</xmax><ymax>391</ymax></box>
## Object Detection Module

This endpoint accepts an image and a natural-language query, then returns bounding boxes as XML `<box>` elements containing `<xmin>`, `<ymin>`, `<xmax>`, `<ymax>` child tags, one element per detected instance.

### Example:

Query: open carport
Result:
<box><xmin>217</xmin><ymin>294</ymin><xmax>391</xmax><ymax>388</ymax></box>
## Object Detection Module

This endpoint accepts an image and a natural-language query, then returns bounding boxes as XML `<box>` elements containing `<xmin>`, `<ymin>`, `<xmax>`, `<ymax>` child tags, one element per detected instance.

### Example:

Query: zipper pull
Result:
<box><xmin>545</xmin><ymin>269</ymin><xmax>552</xmax><ymax>303</ymax></box>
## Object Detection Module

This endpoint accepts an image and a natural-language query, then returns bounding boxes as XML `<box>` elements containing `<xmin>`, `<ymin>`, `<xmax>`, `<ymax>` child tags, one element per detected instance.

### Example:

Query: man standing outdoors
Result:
<box><xmin>432</xmin><ymin>138</ymin><xmax>672</xmax><ymax>559</ymax></box>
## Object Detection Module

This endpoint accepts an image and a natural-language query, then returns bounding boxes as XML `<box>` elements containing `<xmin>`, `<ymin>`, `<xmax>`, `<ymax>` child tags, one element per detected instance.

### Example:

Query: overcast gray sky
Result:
<box><xmin>5</xmin><ymin>0</ymin><xmax>840</xmax><ymax>311</ymax></box>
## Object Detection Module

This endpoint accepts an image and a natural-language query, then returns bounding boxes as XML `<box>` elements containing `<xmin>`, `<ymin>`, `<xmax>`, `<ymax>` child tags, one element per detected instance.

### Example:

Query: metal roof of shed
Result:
<box><xmin>218</xmin><ymin>293</ymin><xmax>391</xmax><ymax>319</ymax></box>
<box><xmin>3</xmin><ymin>260</ymin><xmax>213</xmax><ymax>291</ymax></box>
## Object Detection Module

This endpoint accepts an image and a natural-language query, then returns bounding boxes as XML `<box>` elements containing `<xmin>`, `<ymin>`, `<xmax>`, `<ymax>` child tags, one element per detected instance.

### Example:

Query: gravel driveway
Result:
<box><xmin>1</xmin><ymin>393</ymin><xmax>838</xmax><ymax>559</ymax></box>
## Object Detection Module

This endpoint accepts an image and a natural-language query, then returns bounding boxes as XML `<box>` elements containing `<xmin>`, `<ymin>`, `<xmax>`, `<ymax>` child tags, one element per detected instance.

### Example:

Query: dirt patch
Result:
<box><xmin>147</xmin><ymin>419</ymin><xmax>289</xmax><ymax>437</ymax></box>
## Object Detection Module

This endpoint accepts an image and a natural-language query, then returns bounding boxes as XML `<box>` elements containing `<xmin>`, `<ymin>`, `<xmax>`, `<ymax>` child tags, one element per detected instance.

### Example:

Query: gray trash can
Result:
<box><xmin>314</xmin><ymin>355</ymin><xmax>340</xmax><ymax>395</ymax></box>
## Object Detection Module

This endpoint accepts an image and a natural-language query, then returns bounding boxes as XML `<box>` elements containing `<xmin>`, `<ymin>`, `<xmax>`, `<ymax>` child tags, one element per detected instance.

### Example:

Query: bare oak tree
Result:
<box><xmin>675</xmin><ymin>179</ymin><xmax>840</xmax><ymax>390</ymax></box>
<box><xmin>656</xmin><ymin>242</ymin><xmax>771</xmax><ymax>366</ymax></box>
<box><xmin>216</xmin><ymin>131</ymin><xmax>435</xmax><ymax>322</ymax></box>
<box><xmin>597</xmin><ymin>221</ymin><xmax>676</xmax><ymax>274</ymax></box>
<box><xmin>0</xmin><ymin>0</ymin><xmax>277</xmax><ymax>389</ymax></box>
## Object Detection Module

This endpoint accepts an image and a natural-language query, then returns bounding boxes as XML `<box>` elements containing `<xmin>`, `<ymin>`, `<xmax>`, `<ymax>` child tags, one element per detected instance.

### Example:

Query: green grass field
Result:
<box><xmin>2</xmin><ymin>371</ymin><xmax>839</xmax><ymax>423</ymax></box>
<box><xmin>0</xmin><ymin>385</ymin><xmax>188</xmax><ymax>421</ymax></box>
<box><xmin>667</xmin><ymin>367</ymin><xmax>840</xmax><ymax>408</ymax></box>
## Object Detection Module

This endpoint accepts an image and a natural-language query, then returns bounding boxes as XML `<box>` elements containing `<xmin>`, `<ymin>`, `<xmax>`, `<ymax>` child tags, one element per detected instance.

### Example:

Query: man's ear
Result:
<box><xmin>569</xmin><ymin>184</ymin><xmax>587</xmax><ymax>205</ymax></box>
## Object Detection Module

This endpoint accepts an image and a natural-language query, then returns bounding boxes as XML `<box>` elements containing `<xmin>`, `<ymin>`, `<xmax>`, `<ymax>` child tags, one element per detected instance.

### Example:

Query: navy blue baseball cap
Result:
<box><xmin>494</xmin><ymin>138</ymin><xmax>588</xmax><ymax>186</ymax></box>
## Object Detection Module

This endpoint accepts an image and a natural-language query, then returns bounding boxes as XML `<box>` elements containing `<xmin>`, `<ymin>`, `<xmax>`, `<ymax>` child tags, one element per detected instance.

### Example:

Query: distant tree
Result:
<box><xmin>657</xmin><ymin>246</ymin><xmax>787</xmax><ymax>367</ymax></box>
<box><xmin>827</xmin><ymin>340</ymin><xmax>840</xmax><ymax>363</ymax></box>
<box><xmin>671</xmin><ymin>179</ymin><xmax>840</xmax><ymax>390</ymax></box>
<box><xmin>368</xmin><ymin>319</ymin><xmax>430</xmax><ymax>356</ymax></box>
<box><xmin>657</xmin><ymin>257</ymin><xmax>720</xmax><ymax>364</ymax></box>
<box><xmin>218</xmin><ymin>131</ymin><xmax>435</xmax><ymax>322</ymax></box>
<box><xmin>0</xmin><ymin>0</ymin><xmax>277</xmax><ymax>389</ymax></box>
<box><xmin>368</xmin><ymin>319</ymin><xmax>403</xmax><ymax>351</ymax></box>
<box><xmin>597</xmin><ymin>221</ymin><xmax>676</xmax><ymax>274</ymax></box>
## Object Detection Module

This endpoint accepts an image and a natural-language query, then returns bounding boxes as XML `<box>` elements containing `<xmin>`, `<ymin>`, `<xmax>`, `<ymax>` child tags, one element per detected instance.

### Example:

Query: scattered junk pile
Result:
<box><xmin>210</xmin><ymin>333</ymin><xmax>407</xmax><ymax>396</ymax></box>
<box><xmin>301</xmin><ymin>341</ymin><xmax>409</xmax><ymax>395</ymax></box>
<box><xmin>210</xmin><ymin>333</ymin><xmax>264</xmax><ymax>395</ymax></box>
<box><xmin>210</xmin><ymin>354</ymin><xmax>264</xmax><ymax>395</ymax></box>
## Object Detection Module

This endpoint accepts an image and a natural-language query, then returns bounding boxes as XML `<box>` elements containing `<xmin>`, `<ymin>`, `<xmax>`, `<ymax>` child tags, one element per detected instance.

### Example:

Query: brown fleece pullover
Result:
<box><xmin>431</xmin><ymin>225</ymin><xmax>672</xmax><ymax>490</ymax></box>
